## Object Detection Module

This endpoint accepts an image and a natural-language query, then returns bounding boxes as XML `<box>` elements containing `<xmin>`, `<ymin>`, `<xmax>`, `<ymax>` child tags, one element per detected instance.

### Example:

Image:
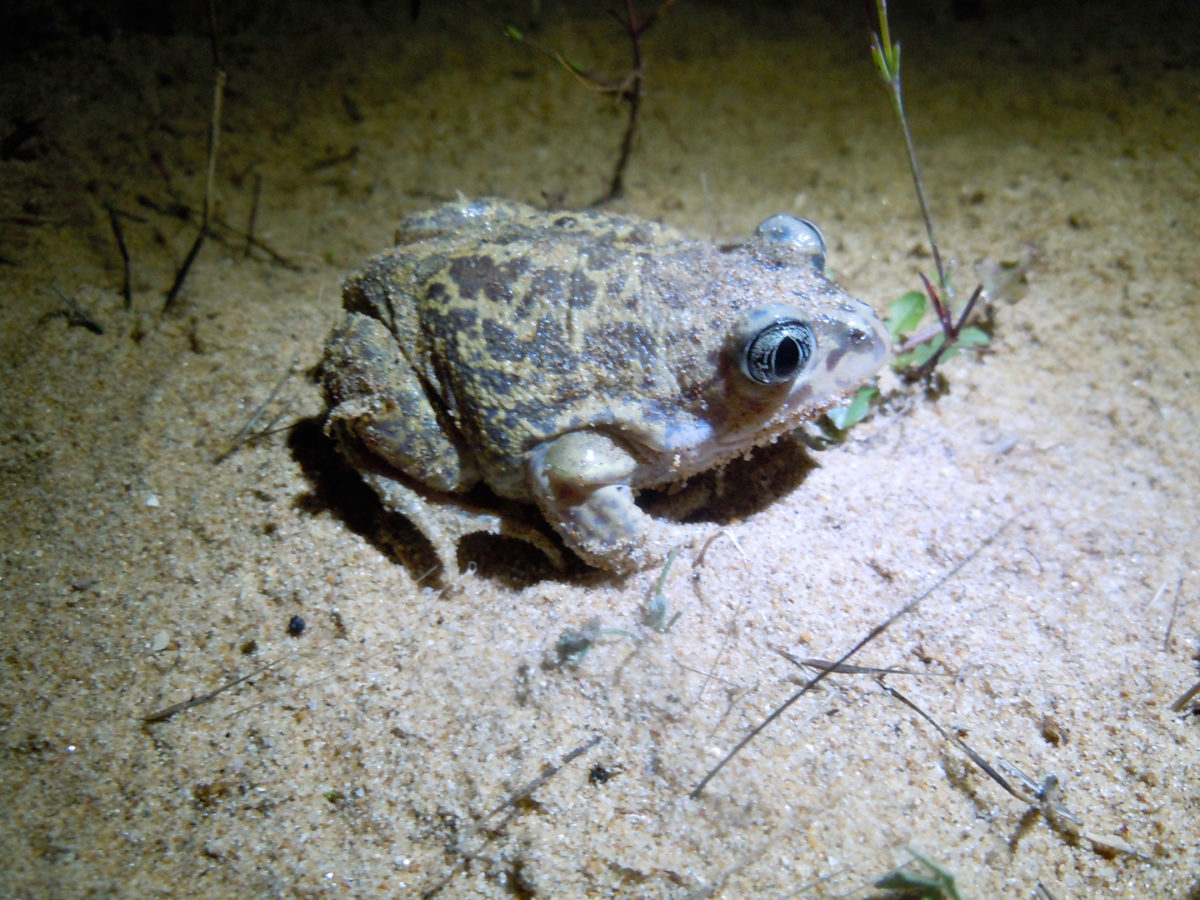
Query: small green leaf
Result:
<box><xmin>937</xmin><ymin>328</ymin><xmax>990</xmax><ymax>364</ymax></box>
<box><xmin>870</xmin><ymin>39</ymin><xmax>890</xmax><ymax>84</ymax></box>
<box><xmin>953</xmin><ymin>326</ymin><xmax>991</xmax><ymax>348</ymax></box>
<box><xmin>886</xmin><ymin>290</ymin><xmax>926</xmax><ymax>340</ymax></box>
<box><xmin>875</xmin><ymin>847</ymin><xmax>961</xmax><ymax>900</ymax></box>
<box><xmin>825</xmin><ymin>385</ymin><xmax>878</xmax><ymax>430</ymax></box>
<box><xmin>892</xmin><ymin>334</ymin><xmax>944</xmax><ymax>370</ymax></box>
<box><xmin>505</xmin><ymin>24</ymin><xmax>524</xmax><ymax>41</ymax></box>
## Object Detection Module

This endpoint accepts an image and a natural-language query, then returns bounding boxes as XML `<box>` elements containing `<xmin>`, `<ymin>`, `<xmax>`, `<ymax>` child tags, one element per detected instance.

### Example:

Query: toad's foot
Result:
<box><xmin>347</xmin><ymin>447</ymin><xmax>566</xmax><ymax>574</ymax></box>
<box><xmin>529</xmin><ymin>431</ymin><xmax>706</xmax><ymax>574</ymax></box>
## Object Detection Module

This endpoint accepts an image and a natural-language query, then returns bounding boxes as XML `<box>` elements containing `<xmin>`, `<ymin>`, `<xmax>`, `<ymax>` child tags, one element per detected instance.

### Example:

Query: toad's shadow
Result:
<box><xmin>290</xmin><ymin>416</ymin><xmax>820</xmax><ymax>587</ymax></box>
<box><xmin>638</xmin><ymin>433</ymin><xmax>820</xmax><ymax>529</ymax></box>
<box><xmin>289</xmin><ymin>416</ymin><xmax>441</xmax><ymax>577</ymax></box>
<box><xmin>290</xmin><ymin>416</ymin><xmax>576</xmax><ymax>588</ymax></box>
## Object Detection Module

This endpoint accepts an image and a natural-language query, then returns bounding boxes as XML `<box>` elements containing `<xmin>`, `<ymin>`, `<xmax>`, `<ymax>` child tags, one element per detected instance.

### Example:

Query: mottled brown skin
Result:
<box><xmin>321</xmin><ymin>198</ymin><xmax>888</xmax><ymax>572</ymax></box>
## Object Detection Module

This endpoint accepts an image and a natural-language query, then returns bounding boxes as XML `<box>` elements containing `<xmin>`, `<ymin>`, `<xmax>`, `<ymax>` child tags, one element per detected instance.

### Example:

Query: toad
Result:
<box><xmin>321</xmin><ymin>199</ymin><xmax>888</xmax><ymax>572</ymax></box>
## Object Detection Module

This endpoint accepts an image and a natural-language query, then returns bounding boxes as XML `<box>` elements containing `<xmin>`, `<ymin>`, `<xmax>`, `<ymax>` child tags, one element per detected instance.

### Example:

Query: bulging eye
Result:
<box><xmin>742</xmin><ymin>318</ymin><xmax>815</xmax><ymax>385</ymax></box>
<box><xmin>754</xmin><ymin>214</ymin><xmax>827</xmax><ymax>271</ymax></box>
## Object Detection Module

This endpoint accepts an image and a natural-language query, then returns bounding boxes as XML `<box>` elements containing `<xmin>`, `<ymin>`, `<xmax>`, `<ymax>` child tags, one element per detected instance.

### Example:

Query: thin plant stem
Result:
<box><xmin>891</xmin><ymin>86</ymin><xmax>946</xmax><ymax>293</ymax></box>
<box><xmin>870</xmin><ymin>0</ymin><xmax>946</xmax><ymax>293</ymax></box>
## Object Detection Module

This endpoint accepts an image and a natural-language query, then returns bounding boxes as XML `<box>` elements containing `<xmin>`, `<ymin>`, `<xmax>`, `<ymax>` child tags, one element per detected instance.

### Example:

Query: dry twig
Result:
<box><xmin>690</xmin><ymin>513</ymin><xmax>1016</xmax><ymax>797</ymax></box>
<box><xmin>421</xmin><ymin>735</ymin><xmax>601</xmax><ymax>897</ymax></box>
<box><xmin>212</xmin><ymin>363</ymin><xmax>295</xmax><ymax>464</ymax></box>
<box><xmin>106</xmin><ymin>205</ymin><xmax>133</xmax><ymax>309</ymax></box>
<box><xmin>163</xmin><ymin>68</ymin><xmax>225</xmax><ymax>311</ymax></box>
<box><xmin>143</xmin><ymin>659</ymin><xmax>281</xmax><ymax>724</ymax></box>
<box><xmin>42</xmin><ymin>285</ymin><xmax>104</xmax><ymax>334</ymax></box>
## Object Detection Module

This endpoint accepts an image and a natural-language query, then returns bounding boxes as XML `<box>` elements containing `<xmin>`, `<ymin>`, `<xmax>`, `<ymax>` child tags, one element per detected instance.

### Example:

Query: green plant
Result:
<box><xmin>826</xmin><ymin>1</ymin><xmax>997</xmax><ymax>431</ymax></box>
<box><xmin>642</xmin><ymin>547</ymin><xmax>683</xmax><ymax>632</ymax></box>
<box><xmin>824</xmin><ymin>383</ymin><xmax>879</xmax><ymax>431</ymax></box>
<box><xmin>886</xmin><ymin>280</ymin><xmax>989</xmax><ymax>374</ymax></box>
<box><xmin>874</xmin><ymin>846</ymin><xmax>962</xmax><ymax>900</ymax></box>
<box><xmin>867</xmin><ymin>0</ymin><xmax>990</xmax><ymax>381</ymax></box>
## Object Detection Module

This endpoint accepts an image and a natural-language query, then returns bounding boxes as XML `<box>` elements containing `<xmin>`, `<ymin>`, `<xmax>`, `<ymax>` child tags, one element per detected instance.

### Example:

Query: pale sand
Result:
<box><xmin>1</xmin><ymin>1</ymin><xmax>1197</xmax><ymax>897</ymax></box>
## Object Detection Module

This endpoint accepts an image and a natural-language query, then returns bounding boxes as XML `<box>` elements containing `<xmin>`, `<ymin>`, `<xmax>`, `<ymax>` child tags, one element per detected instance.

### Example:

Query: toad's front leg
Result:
<box><xmin>529</xmin><ymin>431</ymin><xmax>697</xmax><ymax>573</ymax></box>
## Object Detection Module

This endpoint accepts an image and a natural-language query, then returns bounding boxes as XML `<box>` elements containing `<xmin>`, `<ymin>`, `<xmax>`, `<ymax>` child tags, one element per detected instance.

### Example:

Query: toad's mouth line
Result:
<box><xmin>571</xmin><ymin>397</ymin><xmax>840</xmax><ymax>490</ymax></box>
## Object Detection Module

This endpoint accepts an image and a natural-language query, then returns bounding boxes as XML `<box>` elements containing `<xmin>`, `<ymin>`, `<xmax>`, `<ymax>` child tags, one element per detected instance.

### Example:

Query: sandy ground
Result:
<box><xmin>1</xmin><ymin>1</ymin><xmax>1198</xmax><ymax>897</ymax></box>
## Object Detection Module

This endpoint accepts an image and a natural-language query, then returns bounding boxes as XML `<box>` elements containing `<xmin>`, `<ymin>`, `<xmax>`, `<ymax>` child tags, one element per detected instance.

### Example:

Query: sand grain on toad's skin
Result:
<box><xmin>321</xmin><ymin>198</ymin><xmax>888</xmax><ymax>572</ymax></box>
